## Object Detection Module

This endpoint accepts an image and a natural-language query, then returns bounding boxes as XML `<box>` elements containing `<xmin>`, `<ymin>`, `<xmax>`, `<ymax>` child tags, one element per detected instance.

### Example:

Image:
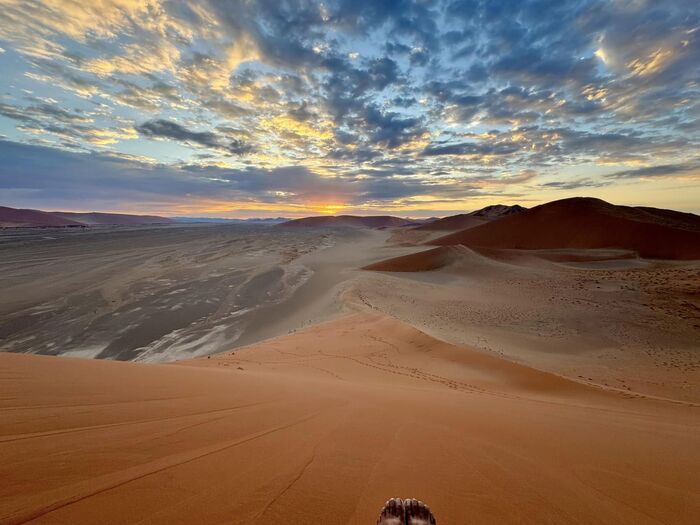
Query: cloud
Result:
<box><xmin>423</xmin><ymin>140</ymin><xmax>520</xmax><ymax>157</ymax></box>
<box><xmin>541</xmin><ymin>177</ymin><xmax>609</xmax><ymax>190</ymax></box>
<box><xmin>0</xmin><ymin>140</ymin><xmax>539</xmax><ymax>213</ymax></box>
<box><xmin>0</xmin><ymin>101</ymin><xmax>92</xmax><ymax>125</ymax></box>
<box><xmin>0</xmin><ymin>1</ymin><xmax>698</xmax><ymax>213</ymax></box>
<box><xmin>135</xmin><ymin>119</ymin><xmax>252</xmax><ymax>156</ymax></box>
<box><xmin>606</xmin><ymin>160</ymin><xmax>700</xmax><ymax>179</ymax></box>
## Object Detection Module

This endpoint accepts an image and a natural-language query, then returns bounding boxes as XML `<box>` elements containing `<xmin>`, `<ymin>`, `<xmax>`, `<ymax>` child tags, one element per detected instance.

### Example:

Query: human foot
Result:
<box><xmin>376</xmin><ymin>497</ymin><xmax>405</xmax><ymax>525</ymax></box>
<box><xmin>377</xmin><ymin>498</ymin><xmax>436</xmax><ymax>525</ymax></box>
<box><xmin>404</xmin><ymin>498</ymin><xmax>436</xmax><ymax>525</ymax></box>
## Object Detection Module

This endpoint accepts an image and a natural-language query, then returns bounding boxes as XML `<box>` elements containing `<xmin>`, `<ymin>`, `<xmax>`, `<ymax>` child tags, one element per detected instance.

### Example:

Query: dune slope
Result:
<box><xmin>0</xmin><ymin>206</ymin><xmax>84</xmax><ymax>228</ymax></box>
<box><xmin>414</xmin><ymin>214</ymin><xmax>487</xmax><ymax>231</ymax></box>
<box><xmin>431</xmin><ymin>197</ymin><xmax>700</xmax><ymax>259</ymax></box>
<box><xmin>363</xmin><ymin>246</ymin><xmax>456</xmax><ymax>272</ymax></box>
<box><xmin>53</xmin><ymin>212</ymin><xmax>174</xmax><ymax>225</ymax></box>
<box><xmin>1</xmin><ymin>313</ymin><xmax>697</xmax><ymax>525</ymax></box>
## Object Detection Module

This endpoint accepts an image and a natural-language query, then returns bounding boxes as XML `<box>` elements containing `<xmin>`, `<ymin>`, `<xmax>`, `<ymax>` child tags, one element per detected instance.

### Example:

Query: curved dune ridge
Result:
<box><xmin>413</xmin><ymin>214</ymin><xmax>487</xmax><ymax>231</ymax></box>
<box><xmin>363</xmin><ymin>246</ymin><xmax>457</xmax><ymax>272</ymax></box>
<box><xmin>430</xmin><ymin>197</ymin><xmax>700</xmax><ymax>260</ymax></box>
<box><xmin>279</xmin><ymin>215</ymin><xmax>415</xmax><ymax>229</ymax></box>
<box><xmin>468</xmin><ymin>203</ymin><xmax>527</xmax><ymax>219</ymax></box>
<box><xmin>363</xmin><ymin>245</ymin><xmax>514</xmax><ymax>272</ymax></box>
<box><xmin>415</xmin><ymin>204</ymin><xmax>526</xmax><ymax>231</ymax></box>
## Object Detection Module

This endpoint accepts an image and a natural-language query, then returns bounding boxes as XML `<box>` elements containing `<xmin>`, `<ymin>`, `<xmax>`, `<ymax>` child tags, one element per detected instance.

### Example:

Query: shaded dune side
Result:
<box><xmin>431</xmin><ymin>197</ymin><xmax>700</xmax><ymax>260</ymax></box>
<box><xmin>414</xmin><ymin>215</ymin><xmax>487</xmax><ymax>231</ymax></box>
<box><xmin>363</xmin><ymin>246</ymin><xmax>455</xmax><ymax>272</ymax></box>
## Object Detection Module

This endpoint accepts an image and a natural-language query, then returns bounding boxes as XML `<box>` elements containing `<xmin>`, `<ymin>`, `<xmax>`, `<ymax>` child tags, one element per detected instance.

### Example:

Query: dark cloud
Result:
<box><xmin>423</xmin><ymin>140</ymin><xmax>520</xmax><ymax>157</ymax></box>
<box><xmin>135</xmin><ymin>119</ymin><xmax>252</xmax><ymax>156</ymax></box>
<box><xmin>362</xmin><ymin>105</ymin><xmax>424</xmax><ymax>148</ymax></box>
<box><xmin>541</xmin><ymin>177</ymin><xmax>609</xmax><ymax>190</ymax></box>
<box><xmin>0</xmin><ymin>140</ymin><xmax>530</xmax><ymax>211</ymax></box>
<box><xmin>606</xmin><ymin>161</ymin><xmax>700</xmax><ymax>179</ymax></box>
<box><xmin>0</xmin><ymin>102</ymin><xmax>91</xmax><ymax>125</ymax></box>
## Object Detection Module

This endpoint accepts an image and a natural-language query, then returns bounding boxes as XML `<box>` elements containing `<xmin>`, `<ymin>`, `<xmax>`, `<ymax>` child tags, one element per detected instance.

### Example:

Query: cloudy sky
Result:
<box><xmin>0</xmin><ymin>0</ymin><xmax>698</xmax><ymax>217</ymax></box>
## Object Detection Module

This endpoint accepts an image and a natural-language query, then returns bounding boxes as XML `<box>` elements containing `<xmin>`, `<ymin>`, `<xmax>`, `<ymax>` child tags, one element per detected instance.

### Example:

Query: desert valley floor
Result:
<box><xmin>1</xmin><ymin>215</ymin><xmax>699</xmax><ymax>524</ymax></box>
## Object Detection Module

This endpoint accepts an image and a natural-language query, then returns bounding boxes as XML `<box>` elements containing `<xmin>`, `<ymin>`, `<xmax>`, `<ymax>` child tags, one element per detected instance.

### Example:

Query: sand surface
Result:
<box><xmin>0</xmin><ymin>224</ymin><xmax>340</xmax><ymax>361</ymax></box>
<box><xmin>352</xmin><ymin>246</ymin><xmax>700</xmax><ymax>403</ymax></box>
<box><xmin>1</xmin><ymin>220</ymin><xmax>699</xmax><ymax>523</ymax></box>
<box><xmin>2</xmin><ymin>313</ymin><xmax>698</xmax><ymax>524</ymax></box>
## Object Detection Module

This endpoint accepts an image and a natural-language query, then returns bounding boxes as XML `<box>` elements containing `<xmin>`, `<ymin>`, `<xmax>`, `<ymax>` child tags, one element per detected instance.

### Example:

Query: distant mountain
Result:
<box><xmin>54</xmin><ymin>212</ymin><xmax>174</xmax><ymax>226</ymax></box>
<box><xmin>415</xmin><ymin>204</ymin><xmax>526</xmax><ymax>231</ymax></box>
<box><xmin>0</xmin><ymin>206</ymin><xmax>173</xmax><ymax>228</ymax></box>
<box><xmin>174</xmin><ymin>217</ymin><xmax>289</xmax><ymax>224</ymax></box>
<box><xmin>431</xmin><ymin>197</ymin><xmax>700</xmax><ymax>260</ymax></box>
<box><xmin>278</xmin><ymin>215</ymin><xmax>416</xmax><ymax>229</ymax></box>
<box><xmin>0</xmin><ymin>206</ymin><xmax>85</xmax><ymax>228</ymax></box>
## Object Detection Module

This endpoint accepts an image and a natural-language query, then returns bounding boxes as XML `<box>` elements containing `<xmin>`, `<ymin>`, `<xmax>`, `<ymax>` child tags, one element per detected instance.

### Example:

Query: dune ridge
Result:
<box><xmin>414</xmin><ymin>215</ymin><xmax>487</xmax><ymax>231</ymax></box>
<box><xmin>431</xmin><ymin>197</ymin><xmax>700</xmax><ymax>259</ymax></box>
<box><xmin>0</xmin><ymin>205</ymin><xmax>173</xmax><ymax>228</ymax></box>
<box><xmin>363</xmin><ymin>246</ymin><xmax>460</xmax><ymax>272</ymax></box>
<box><xmin>0</xmin><ymin>206</ymin><xmax>84</xmax><ymax>228</ymax></box>
<box><xmin>414</xmin><ymin>204</ymin><xmax>526</xmax><ymax>231</ymax></box>
<box><xmin>53</xmin><ymin>212</ymin><xmax>175</xmax><ymax>226</ymax></box>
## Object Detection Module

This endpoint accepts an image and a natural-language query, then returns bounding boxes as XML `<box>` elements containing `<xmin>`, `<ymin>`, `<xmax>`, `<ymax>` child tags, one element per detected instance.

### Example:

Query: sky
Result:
<box><xmin>0</xmin><ymin>0</ymin><xmax>698</xmax><ymax>218</ymax></box>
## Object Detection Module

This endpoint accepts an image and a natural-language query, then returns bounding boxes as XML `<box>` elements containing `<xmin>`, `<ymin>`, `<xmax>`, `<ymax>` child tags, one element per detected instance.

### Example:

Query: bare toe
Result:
<box><xmin>406</xmin><ymin>498</ymin><xmax>436</xmax><ymax>525</ymax></box>
<box><xmin>377</xmin><ymin>497</ymin><xmax>406</xmax><ymax>525</ymax></box>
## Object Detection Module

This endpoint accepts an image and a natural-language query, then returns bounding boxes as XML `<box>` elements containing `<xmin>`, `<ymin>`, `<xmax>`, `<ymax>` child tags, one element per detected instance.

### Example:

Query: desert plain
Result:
<box><xmin>1</xmin><ymin>199</ymin><xmax>699</xmax><ymax>524</ymax></box>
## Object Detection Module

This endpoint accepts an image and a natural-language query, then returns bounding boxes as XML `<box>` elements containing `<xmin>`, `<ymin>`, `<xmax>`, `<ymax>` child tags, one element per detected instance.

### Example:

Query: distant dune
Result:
<box><xmin>415</xmin><ymin>215</ymin><xmax>487</xmax><ymax>231</ymax></box>
<box><xmin>0</xmin><ymin>206</ymin><xmax>84</xmax><ymax>228</ymax></box>
<box><xmin>279</xmin><ymin>215</ymin><xmax>415</xmax><ymax>229</ymax></box>
<box><xmin>469</xmin><ymin>203</ymin><xmax>527</xmax><ymax>219</ymax></box>
<box><xmin>54</xmin><ymin>211</ymin><xmax>175</xmax><ymax>226</ymax></box>
<box><xmin>431</xmin><ymin>197</ymin><xmax>700</xmax><ymax>260</ymax></box>
<box><xmin>415</xmin><ymin>204</ymin><xmax>526</xmax><ymax>231</ymax></box>
<box><xmin>0</xmin><ymin>205</ymin><xmax>173</xmax><ymax>228</ymax></box>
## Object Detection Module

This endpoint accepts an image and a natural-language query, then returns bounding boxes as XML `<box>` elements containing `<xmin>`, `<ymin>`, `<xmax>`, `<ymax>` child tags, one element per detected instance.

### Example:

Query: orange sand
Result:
<box><xmin>1</xmin><ymin>313</ymin><xmax>698</xmax><ymax>524</ymax></box>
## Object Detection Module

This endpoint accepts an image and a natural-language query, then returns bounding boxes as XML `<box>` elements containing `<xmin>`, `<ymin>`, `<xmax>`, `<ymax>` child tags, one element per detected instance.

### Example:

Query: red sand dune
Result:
<box><xmin>415</xmin><ymin>204</ymin><xmax>525</xmax><ymax>231</ymax></box>
<box><xmin>414</xmin><ymin>214</ymin><xmax>487</xmax><ymax>231</ymax></box>
<box><xmin>53</xmin><ymin>212</ymin><xmax>174</xmax><ymax>226</ymax></box>
<box><xmin>0</xmin><ymin>206</ymin><xmax>84</xmax><ymax>228</ymax></box>
<box><xmin>363</xmin><ymin>246</ymin><xmax>456</xmax><ymax>272</ymax></box>
<box><xmin>279</xmin><ymin>215</ymin><xmax>415</xmax><ymax>229</ymax></box>
<box><xmin>469</xmin><ymin>203</ymin><xmax>527</xmax><ymax>219</ymax></box>
<box><xmin>431</xmin><ymin>197</ymin><xmax>700</xmax><ymax>260</ymax></box>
